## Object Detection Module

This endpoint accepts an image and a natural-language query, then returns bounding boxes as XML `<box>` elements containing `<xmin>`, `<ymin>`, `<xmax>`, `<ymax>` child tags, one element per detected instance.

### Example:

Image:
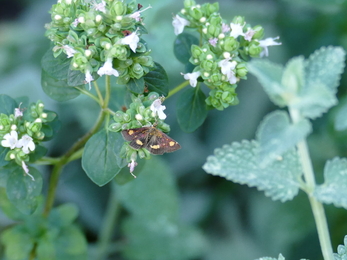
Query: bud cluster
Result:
<box><xmin>109</xmin><ymin>92</ymin><xmax>170</xmax><ymax>162</ymax></box>
<box><xmin>0</xmin><ymin>101</ymin><xmax>57</xmax><ymax>167</ymax></box>
<box><xmin>174</xmin><ymin>0</ymin><xmax>281</xmax><ymax>110</ymax></box>
<box><xmin>45</xmin><ymin>0</ymin><xmax>154</xmax><ymax>85</ymax></box>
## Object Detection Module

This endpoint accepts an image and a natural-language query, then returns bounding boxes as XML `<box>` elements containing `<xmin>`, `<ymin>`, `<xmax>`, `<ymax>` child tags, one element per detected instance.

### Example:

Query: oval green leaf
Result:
<box><xmin>127</xmin><ymin>77</ymin><xmax>145</xmax><ymax>94</ymax></box>
<box><xmin>82</xmin><ymin>130</ymin><xmax>123</xmax><ymax>186</ymax></box>
<box><xmin>177</xmin><ymin>87</ymin><xmax>207</xmax><ymax>133</ymax></box>
<box><xmin>41</xmin><ymin>69</ymin><xmax>81</xmax><ymax>102</ymax></box>
<box><xmin>173</xmin><ymin>33</ymin><xmax>199</xmax><ymax>65</ymax></box>
<box><xmin>0</xmin><ymin>94</ymin><xmax>17</xmax><ymax>114</ymax></box>
<box><xmin>144</xmin><ymin>62</ymin><xmax>169</xmax><ymax>96</ymax></box>
<box><xmin>41</xmin><ymin>48</ymin><xmax>70</xmax><ymax>81</ymax></box>
<box><xmin>6</xmin><ymin>166</ymin><xmax>43</xmax><ymax>214</ymax></box>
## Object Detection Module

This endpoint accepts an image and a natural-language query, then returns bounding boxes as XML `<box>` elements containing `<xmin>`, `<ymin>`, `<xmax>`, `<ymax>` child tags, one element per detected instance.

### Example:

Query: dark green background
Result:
<box><xmin>1</xmin><ymin>0</ymin><xmax>347</xmax><ymax>259</ymax></box>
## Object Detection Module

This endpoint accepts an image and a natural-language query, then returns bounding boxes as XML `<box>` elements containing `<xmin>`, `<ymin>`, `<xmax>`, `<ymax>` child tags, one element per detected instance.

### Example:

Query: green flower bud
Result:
<box><xmin>184</xmin><ymin>0</ymin><xmax>196</xmax><ymax>8</ymax></box>
<box><xmin>252</xmin><ymin>25</ymin><xmax>264</xmax><ymax>40</ymax></box>
<box><xmin>113</xmin><ymin>1</ymin><xmax>127</xmax><ymax>16</ymax></box>
<box><xmin>0</xmin><ymin>114</ymin><xmax>11</xmax><ymax>134</ymax></box>
<box><xmin>248</xmin><ymin>41</ymin><xmax>262</xmax><ymax>57</ymax></box>
<box><xmin>191</xmin><ymin>45</ymin><xmax>203</xmax><ymax>59</ymax></box>
<box><xmin>223</xmin><ymin>37</ymin><xmax>239</xmax><ymax>52</ymax></box>
<box><xmin>189</xmin><ymin>6</ymin><xmax>203</xmax><ymax>20</ymax></box>
<box><xmin>130</xmin><ymin>63</ymin><xmax>144</xmax><ymax>78</ymax></box>
<box><xmin>207</xmin><ymin>24</ymin><xmax>221</xmax><ymax>37</ymax></box>
<box><xmin>109</xmin><ymin>122</ymin><xmax>122</xmax><ymax>132</ymax></box>
<box><xmin>232</xmin><ymin>16</ymin><xmax>245</xmax><ymax>25</ymax></box>
<box><xmin>200</xmin><ymin>59</ymin><xmax>217</xmax><ymax>71</ymax></box>
<box><xmin>236</xmin><ymin>63</ymin><xmax>248</xmax><ymax>78</ymax></box>
<box><xmin>203</xmin><ymin>2</ymin><xmax>219</xmax><ymax>16</ymax></box>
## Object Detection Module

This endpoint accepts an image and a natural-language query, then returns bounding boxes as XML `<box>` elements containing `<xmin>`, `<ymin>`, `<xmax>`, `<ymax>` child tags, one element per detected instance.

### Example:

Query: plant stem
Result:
<box><xmin>289</xmin><ymin>108</ymin><xmax>334</xmax><ymax>260</ymax></box>
<box><xmin>96</xmin><ymin>181</ymin><xmax>120</xmax><ymax>260</ymax></box>
<box><xmin>75</xmin><ymin>86</ymin><xmax>102</xmax><ymax>106</ymax></box>
<box><xmin>167</xmin><ymin>80</ymin><xmax>190</xmax><ymax>99</ymax></box>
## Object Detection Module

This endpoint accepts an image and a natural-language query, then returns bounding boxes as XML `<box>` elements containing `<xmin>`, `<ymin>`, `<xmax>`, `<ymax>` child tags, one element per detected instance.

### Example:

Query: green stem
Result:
<box><xmin>167</xmin><ymin>80</ymin><xmax>190</xmax><ymax>99</ymax></box>
<box><xmin>43</xmin><ymin>109</ymin><xmax>106</xmax><ymax>217</ymax></box>
<box><xmin>289</xmin><ymin>108</ymin><xmax>334</xmax><ymax>260</ymax></box>
<box><xmin>75</xmin><ymin>86</ymin><xmax>102</xmax><ymax>106</ymax></box>
<box><xmin>96</xmin><ymin>181</ymin><xmax>120</xmax><ymax>260</ymax></box>
<box><xmin>94</xmin><ymin>80</ymin><xmax>104</xmax><ymax>106</ymax></box>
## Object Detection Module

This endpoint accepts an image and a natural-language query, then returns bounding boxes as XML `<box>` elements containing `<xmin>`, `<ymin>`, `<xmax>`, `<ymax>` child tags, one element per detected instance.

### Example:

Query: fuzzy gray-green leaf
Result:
<box><xmin>256</xmin><ymin>110</ymin><xmax>312</xmax><ymax>167</ymax></box>
<box><xmin>203</xmin><ymin>140</ymin><xmax>302</xmax><ymax>202</ymax></box>
<box><xmin>248</xmin><ymin>60</ymin><xmax>285</xmax><ymax>107</ymax></box>
<box><xmin>314</xmin><ymin>157</ymin><xmax>347</xmax><ymax>209</ymax></box>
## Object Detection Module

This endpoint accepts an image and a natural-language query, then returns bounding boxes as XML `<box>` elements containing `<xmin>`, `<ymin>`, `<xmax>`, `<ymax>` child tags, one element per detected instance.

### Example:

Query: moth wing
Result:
<box><xmin>146</xmin><ymin>131</ymin><xmax>181</xmax><ymax>155</ymax></box>
<box><xmin>122</xmin><ymin>128</ymin><xmax>150</xmax><ymax>149</ymax></box>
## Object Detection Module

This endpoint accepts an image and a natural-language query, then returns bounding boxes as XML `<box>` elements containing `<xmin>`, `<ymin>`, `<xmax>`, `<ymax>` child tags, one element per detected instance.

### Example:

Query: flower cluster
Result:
<box><xmin>109</xmin><ymin>92</ymin><xmax>170</xmax><ymax>172</ymax></box>
<box><xmin>0</xmin><ymin>101</ymin><xmax>57</xmax><ymax>179</ymax></box>
<box><xmin>173</xmin><ymin>0</ymin><xmax>281</xmax><ymax>110</ymax></box>
<box><xmin>45</xmin><ymin>0</ymin><xmax>154</xmax><ymax>87</ymax></box>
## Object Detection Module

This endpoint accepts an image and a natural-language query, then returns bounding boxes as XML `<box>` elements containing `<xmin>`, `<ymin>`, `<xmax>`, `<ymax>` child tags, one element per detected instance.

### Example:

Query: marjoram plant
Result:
<box><xmin>0</xmin><ymin>0</ymin><xmax>347</xmax><ymax>259</ymax></box>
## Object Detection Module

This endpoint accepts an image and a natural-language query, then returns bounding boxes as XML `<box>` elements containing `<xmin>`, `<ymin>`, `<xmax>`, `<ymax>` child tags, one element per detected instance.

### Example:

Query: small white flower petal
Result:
<box><xmin>181</xmin><ymin>71</ymin><xmax>201</xmax><ymax>87</ymax></box>
<box><xmin>62</xmin><ymin>45</ymin><xmax>76</xmax><ymax>58</ymax></box>
<box><xmin>21</xmin><ymin>161</ymin><xmax>35</xmax><ymax>181</ymax></box>
<box><xmin>259</xmin><ymin>36</ymin><xmax>282</xmax><ymax>57</ymax></box>
<box><xmin>118</xmin><ymin>32</ymin><xmax>140</xmax><ymax>53</ymax></box>
<box><xmin>128</xmin><ymin>160</ymin><xmax>138</xmax><ymax>178</ymax></box>
<box><xmin>85</xmin><ymin>70</ymin><xmax>94</xmax><ymax>90</ymax></box>
<box><xmin>244</xmin><ymin>28</ymin><xmax>256</xmax><ymax>41</ymax></box>
<box><xmin>1</xmin><ymin>131</ymin><xmax>19</xmax><ymax>149</ymax></box>
<box><xmin>17</xmin><ymin>134</ymin><xmax>35</xmax><ymax>154</ymax></box>
<box><xmin>150</xmin><ymin>99</ymin><xmax>167</xmax><ymax>120</ymax></box>
<box><xmin>230</xmin><ymin>22</ymin><xmax>245</xmax><ymax>39</ymax></box>
<box><xmin>93</xmin><ymin>0</ymin><xmax>106</xmax><ymax>13</ymax></box>
<box><xmin>218</xmin><ymin>58</ymin><xmax>238</xmax><ymax>84</ymax></box>
<box><xmin>97</xmin><ymin>58</ymin><xmax>119</xmax><ymax>77</ymax></box>
<box><xmin>172</xmin><ymin>15</ymin><xmax>190</xmax><ymax>35</ymax></box>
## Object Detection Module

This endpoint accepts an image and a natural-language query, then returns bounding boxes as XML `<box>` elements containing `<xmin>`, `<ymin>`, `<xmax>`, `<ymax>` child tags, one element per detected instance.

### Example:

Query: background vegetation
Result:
<box><xmin>1</xmin><ymin>0</ymin><xmax>347</xmax><ymax>259</ymax></box>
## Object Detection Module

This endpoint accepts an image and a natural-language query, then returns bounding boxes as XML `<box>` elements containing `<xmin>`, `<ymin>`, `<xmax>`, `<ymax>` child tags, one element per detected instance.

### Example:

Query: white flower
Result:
<box><xmin>129</xmin><ymin>5</ymin><xmax>152</xmax><ymax>22</ymax></box>
<box><xmin>172</xmin><ymin>15</ymin><xmax>190</xmax><ymax>35</ymax></box>
<box><xmin>1</xmin><ymin>131</ymin><xmax>19</xmax><ymax>149</ymax></box>
<box><xmin>118</xmin><ymin>31</ymin><xmax>140</xmax><ymax>53</ymax></box>
<box><xmin>209</xmin><ymin>38</ymin><xmax>218</xmax><ymax>47</ymax></box>
<box><xmin>14</xmin><ymin>103</ymin><xmax>23</xmax><ymax>118</ymax></box>
<box><xmin>62</xmin><ymin>45</ymin><xmax>76</xmax><ymax>58</ymax></box>
<box><xmin>97</xmin><ymin>58</ymin><xmax>119</xmax><ymax>77</ymax></box>
<box><xmin>150</xmin><ymin>99</ymin><xmax>167</xmax><ymax>120</ymax></box>
<box><xmin>181</xmin><ymin>71</ymin><xmax>201</xmax><ymax>87</ymax></box>
<box><xmin>17</xmin><ymin>134</ymin><xmax>35</xmax><ymax>154</ymax></box>
<box><xmin>128</xmin><ymin>160</ymin><xmax>138</xmax><ymax>178</ymax></box>
<box><xmin>85</xmin><ymin>69</ymin><xmax>94</xmax><ymax>90</ymax></box>
<box><xmin>230</xmin><ymin>22</ymin><xmax>245</xmax><ymax>39</ymax></box>
<box><xmin>258</xmin><ymin>36</ymin><xmax>282</xmax><ymax>57</ymax></box>
<box><xmin>21</xmin><ymin>161</ymin><xmax>35</xmax><ymax>181</ymax></box>
<box><xmin>218</xmin><ymin>58</ymin><xmax>238</xmax><ymax>84</ymax></box>
<box><xmin>93</xmin><ymin>0</ymin><xmax>106</xmax><ymax>13</ymax></box>
<box><xmin>244</xmin><ymin>28</ymin><xmax>256</xmax><ymax>41</ymax></box>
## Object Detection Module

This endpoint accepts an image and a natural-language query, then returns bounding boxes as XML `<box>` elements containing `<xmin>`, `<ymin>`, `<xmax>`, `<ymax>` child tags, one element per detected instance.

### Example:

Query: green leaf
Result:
<box><xmin>248</xmin><ymin>60</ymin><xmax>285</xmax><ymax>107</ymax></box>
<box><xmin>67</xmin><ymin>69</ymin><xmax>87</xmax><ymax>87</ymax></box>
<box><xmin>122</xmin><ymin>216</ymin><xmax>206</xmax><ymax>260</ymax></box>
<box><xmin>48</xmin><ymin>203</ymin><xmax>79</xmax><ymax>229</ymax></box>
<box><xmin>41</xmin><ymin>69</ymin><xmax>81</xmax><ymax>102</ymax></box>
<box><xmin>1</xmin><ymin>226</ymin><xmax>34</xmax><ymax>260</ymax></box>
<box><xmin>6</xmin><ymin>167</ymin><xmax>43</xmax><ymax>214</ymax></box>
<box><xmin>174</xmin><ymin>33</ymin><xmax>199</xmax><ymax>64</ymax></box>
<box><xmin>37</xmin><ymin>238</ymin><xmax>56</xmax><ymax>260</ymax></box>
<box><xmin>281</xmin><ymin>56</ymin><xmax>305</xmax><ymax>94</ymax></box>
<box><xmin>41</xmin><ymin>48</ymin><xmax>70</xmax><ymax>81</ymax></box>
<box><xmin>0</xmin><ymin>94</ymin><xmax>17</xmax><ymax>114</ymax></box>
<box><xmin>0</xmin><ymin>146</ymin><xmax>9</xmax><ymax>167</ymax></box>
<box><xmin>334</xmin><ymin>235</ymin><xmax>347</xmax><ymax>260</ymax></box>
<box><xmin>127</xmin><ymin>77</ymin><xmax>145</xmax><ymax>94</ymax></box>
<box><xmin>177</xmin><ymin>87</ymin><xmax>207</xmax><ymax>133</ymax></box>
<box><xmin>144</xmin><ymin>62</ymin><xmax>169</xmax><ymax>96</ymax></box>
<box><xmin>335</xmin><ymin>100</ymin><xmax>347</xmax><ymax>131</ymax></box>
<box><xmin>314</xmin><ymin>157</ymin><xmax>347</xmax><ymax>209</ymax></box>
<box><xmin>305</xmin><ymin>46</ymin><xmax>346</xmax><ymax>95</ymax></box>
<box><xmin>203</xmin><ymin>140</ymin><xmax>302</xmax><ymax>202</ymax></box>
<box><xmin>256</xmin><ymin>110</ymin><xmax>312</xmax><ymax>167</ymax></box>
<box><xmin>82</xmin><ymin>130</ymin><xmax>122</xmax><ymax>186</ymax></box>
<box><xmin>29</xmin><ymin>145</ymin><xmax>47</xmax><ymax>163</ymax></box>
<box><xmin>54</xmin><ymin>226</ymin><xmax>87</xmax><ymax>260</ymax></box>
<box><xmin>116</xmin><ymin>157</ymin><xmax>179</xmax><ymax>221</ymax></box>
<box><xmin>255</xmin><ymin>254</ymin><xmax>286</xmax><ymax>260</ymax></box>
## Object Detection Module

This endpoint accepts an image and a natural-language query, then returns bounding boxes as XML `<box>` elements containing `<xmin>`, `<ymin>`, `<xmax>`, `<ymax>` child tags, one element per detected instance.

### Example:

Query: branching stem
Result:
<box><xmin>289</xmin><ymin>107</ymin><xmax>334</xmax><ymax>260</ymax></box>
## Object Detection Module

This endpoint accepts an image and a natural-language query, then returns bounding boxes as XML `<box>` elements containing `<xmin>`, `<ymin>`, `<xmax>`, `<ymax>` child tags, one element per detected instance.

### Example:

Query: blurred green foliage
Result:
<box><xmin>1</xmin><ymin>0</ymin><xmax>347</xmax><ymax>259</ymax></box>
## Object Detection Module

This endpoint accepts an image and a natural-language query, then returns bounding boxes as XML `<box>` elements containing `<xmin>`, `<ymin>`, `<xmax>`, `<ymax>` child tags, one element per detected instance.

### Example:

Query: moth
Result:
<box><xmin>121</xmin><ymin>126</ymin><xmax>181</xmax><ymax>155</ymax></box>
